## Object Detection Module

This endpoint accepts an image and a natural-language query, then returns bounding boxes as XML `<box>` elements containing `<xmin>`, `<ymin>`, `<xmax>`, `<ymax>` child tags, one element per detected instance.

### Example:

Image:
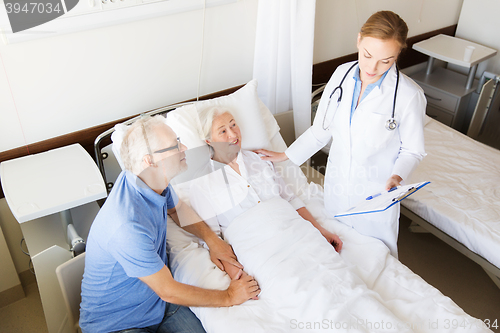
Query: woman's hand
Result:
<box><xmin>320</xmin><ymin>229</ymin><xmax>343</xmax><ymax>253</ymax></box>
<box><xmin>296</xmin><ymin>206</ymin><xmax>343</xmax><ymax>253</ymax></box>
<box><xmin>385</xmin><ymin>174</ymin><xmax>403</xmax><ymax>191</ymax></box>
<box><xmin>205</xmin><ymin>236</ymin><xmax>243</xmax><ymax>272</ymax></box>
<box><xmin>254</xmin><ymin>149</ymin><xmax>289</xmax><ymax>162</ymax></box>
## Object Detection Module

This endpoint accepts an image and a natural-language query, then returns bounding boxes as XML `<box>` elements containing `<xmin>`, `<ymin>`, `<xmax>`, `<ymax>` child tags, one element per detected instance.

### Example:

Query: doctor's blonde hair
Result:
<box><xmin>360</xmin><ymin>11</ymin><xmax>408</xmax><ymax>50</ymax></box>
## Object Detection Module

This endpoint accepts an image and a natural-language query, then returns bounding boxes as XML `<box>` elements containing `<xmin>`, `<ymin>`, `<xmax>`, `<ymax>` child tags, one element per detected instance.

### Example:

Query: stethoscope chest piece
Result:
<box><xmin>385</xmin><ymin>118</ymin><xmax>397</xmax><ymax>131</ymax></box>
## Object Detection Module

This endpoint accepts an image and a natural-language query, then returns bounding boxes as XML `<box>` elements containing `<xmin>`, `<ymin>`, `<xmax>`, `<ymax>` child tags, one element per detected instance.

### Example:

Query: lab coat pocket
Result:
<box><xmin>363</xmin><ymin>112</ymin><xmax>396</xmax><ymax>149</ymax></box>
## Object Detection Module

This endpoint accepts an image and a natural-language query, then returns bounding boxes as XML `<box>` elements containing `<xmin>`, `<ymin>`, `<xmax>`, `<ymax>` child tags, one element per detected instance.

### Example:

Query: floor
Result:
<box><xmin>398</xmin><ymin>215</ymin><xmax>500</xmax><ymax>333</ymax></box>
<box><xmin>0</xmin><ymin>282</ymin><xmax>48</xmax><ymax>333</ymax></box>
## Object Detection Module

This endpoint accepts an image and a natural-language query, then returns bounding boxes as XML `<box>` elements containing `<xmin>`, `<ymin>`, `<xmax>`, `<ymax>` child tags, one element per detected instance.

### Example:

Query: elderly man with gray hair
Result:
<box><xmin>80</xmin><ymin>116</ymin><xmax>260</xmax><ymax>333</ymax></box>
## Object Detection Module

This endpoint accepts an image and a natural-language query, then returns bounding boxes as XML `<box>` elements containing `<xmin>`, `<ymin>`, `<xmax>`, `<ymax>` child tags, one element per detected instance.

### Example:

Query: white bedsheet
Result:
<box><xmin>166</xmin><ymin>182</ymin><xmax>490</xmax><ymax>333</ymax></box>
<box><xmin>403</xmin><ymin>118</ymin><xmax>500</xmax><ymax>268</ymax></box>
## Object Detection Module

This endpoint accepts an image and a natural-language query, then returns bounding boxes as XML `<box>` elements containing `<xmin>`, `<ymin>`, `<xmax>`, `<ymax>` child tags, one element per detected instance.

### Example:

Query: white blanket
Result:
<box><xmin>167</xmin><ymin>184</ymin><xmax>491</xmax><ymax>333</ymax></box>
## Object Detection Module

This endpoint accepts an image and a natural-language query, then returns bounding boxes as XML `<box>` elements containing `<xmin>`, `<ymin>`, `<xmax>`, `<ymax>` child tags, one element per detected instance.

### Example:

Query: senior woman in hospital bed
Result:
<box><xmin>188</xmin><ymin>106</ymin><xmax>343</xmax><ymax>278</ymax></box>
<box><xmin>165</xmin><ymin>103</ymin><xmax>491</xmax><ymax>332</ymax></box>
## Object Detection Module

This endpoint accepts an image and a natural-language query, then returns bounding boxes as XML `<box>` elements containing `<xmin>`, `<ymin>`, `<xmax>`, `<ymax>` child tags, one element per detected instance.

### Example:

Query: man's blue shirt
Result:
<box><xmin>80</xmin><ymin>170</ymin><xmax>178</xmax><ymax>333</ymax></box>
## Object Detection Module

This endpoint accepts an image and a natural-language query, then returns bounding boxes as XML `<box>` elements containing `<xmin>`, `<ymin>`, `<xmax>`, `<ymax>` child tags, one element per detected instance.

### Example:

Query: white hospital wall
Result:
<box><xmin>0</xmin><ymin>0</ymin><xmax>258</xmax><ymax>152</ymax></box>
<box><xmin>313</xmin><ymin>0</ymin><xmax>464</xmax><ymax>64</ymax></box>
<box><xmin>0</xmin><ymin>0</ymin><xmax>467</xmax><ymax>154</ymax></box>
<box><xmin>0</xmin><ymin>0</ymin><xmax>463</xmax><ymax>153</ymax></box>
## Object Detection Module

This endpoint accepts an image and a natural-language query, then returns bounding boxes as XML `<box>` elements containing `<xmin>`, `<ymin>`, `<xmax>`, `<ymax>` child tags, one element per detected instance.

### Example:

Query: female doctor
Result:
<box><xmin>257</xmin><ymin>11</ymin><xmax>426</xmax><ymax>258</ymax></box>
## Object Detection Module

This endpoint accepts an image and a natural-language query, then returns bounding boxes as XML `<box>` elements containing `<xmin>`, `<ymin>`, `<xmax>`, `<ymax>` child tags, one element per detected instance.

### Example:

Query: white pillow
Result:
<box><xmin>165</xmin><ymin>79</ymin><xmax>280</xmax><ymax>151</ymax></box>
<box><xmin>111</xmin><ymin>80</ymin><xmax>281</xmax><ymax>169</ymax></box>
<box><xmin>165</xmin><ymin>80</ymin><xmax>292</xmax><ymax>201</ymax></box>
<box><xmin>109</xmin><ymin>80</ymin><xmax>307</xmax><ymax>195</ymax></box>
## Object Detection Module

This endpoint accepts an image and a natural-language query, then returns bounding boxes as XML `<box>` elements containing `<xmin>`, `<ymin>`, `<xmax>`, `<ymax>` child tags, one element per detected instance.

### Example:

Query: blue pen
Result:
<box><xmin>366</xmin><ymin>187</ymin><xmax>398</xmax><ymax>200</ymax></box>
<box><xmin>366</xmin><ymin>193</ymin><xmax>381</xmax><ymax>200</ymax></box>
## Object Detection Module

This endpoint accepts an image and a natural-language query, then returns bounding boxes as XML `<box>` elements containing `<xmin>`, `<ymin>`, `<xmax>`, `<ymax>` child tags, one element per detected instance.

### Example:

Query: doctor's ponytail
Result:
<box><xmin>360</xmin><ymin>11</ymin><xmax>408</xmax><ymax>50</ymax></box>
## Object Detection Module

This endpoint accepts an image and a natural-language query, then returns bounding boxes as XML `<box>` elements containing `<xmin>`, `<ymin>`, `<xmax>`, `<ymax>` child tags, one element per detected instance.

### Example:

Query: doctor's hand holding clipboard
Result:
<box><xmin>255</xmin><ymin>10</ymin><xmax>427</xmax><ymax>258</ymax></box>
<box><xmin>334</xmin><ymin>182</ymin><xmax>430</xmax><ymax>218</ymax></box>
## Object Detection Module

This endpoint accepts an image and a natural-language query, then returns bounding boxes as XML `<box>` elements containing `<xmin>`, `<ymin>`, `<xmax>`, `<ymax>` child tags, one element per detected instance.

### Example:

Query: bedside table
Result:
<box><xmin>411</xmin><ymin>67</ymin><xmax>476</xmax><ymax>130</ymax></box>
<box><xmin>410</xmin><ymin>34</ymin><xmax>497</xmax><ymax>131</ymax></box>
<box><xmin>0</xmin><ymin>143</ymin><xmax>106</xmax><ymax>333</ymax></box>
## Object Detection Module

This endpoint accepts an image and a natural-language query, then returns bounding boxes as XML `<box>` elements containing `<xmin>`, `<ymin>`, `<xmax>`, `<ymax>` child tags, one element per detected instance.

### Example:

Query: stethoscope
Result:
<box><xmin>322</xmin><ymin>61</ymin><xmax>399</xmax><ymax>131</ymax></box>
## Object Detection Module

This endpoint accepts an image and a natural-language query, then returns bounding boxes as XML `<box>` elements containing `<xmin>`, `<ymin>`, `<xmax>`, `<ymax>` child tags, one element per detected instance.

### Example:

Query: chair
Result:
<box><xmin>55</xmin><ymin>253</ymin><xmax>86</xmax><ymax>333</ymax></box>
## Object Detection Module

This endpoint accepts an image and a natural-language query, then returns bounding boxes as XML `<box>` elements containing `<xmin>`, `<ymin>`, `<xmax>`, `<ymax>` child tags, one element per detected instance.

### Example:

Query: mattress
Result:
<box><xmin>403</xmin><ymin>117</ymin><xmax>500</xmax><ymax>268</ymax></box>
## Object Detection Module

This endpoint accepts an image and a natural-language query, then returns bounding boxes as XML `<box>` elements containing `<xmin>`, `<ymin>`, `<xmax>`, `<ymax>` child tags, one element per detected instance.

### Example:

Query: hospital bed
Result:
<box><xmin>401</xmin><ymin>116</ymin><xmax>500</xmax><ymax>289</ymax></box>
<box><xmin>94</xmin><ymin>80</ymin><xmax>492</xmax><ymax>333</ymax></box>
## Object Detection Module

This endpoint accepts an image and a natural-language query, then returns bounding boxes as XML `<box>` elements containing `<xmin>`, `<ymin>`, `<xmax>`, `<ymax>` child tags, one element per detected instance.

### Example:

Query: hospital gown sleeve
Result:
<box><xmin>391</xmin><ymin>88</ymin><xmax>427</xmax><ymax>181</ymax></box>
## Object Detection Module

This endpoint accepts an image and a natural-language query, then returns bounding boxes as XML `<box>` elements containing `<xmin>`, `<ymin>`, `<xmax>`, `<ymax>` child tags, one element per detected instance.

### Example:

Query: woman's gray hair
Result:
<box><xmin>198</xmin><ymin>106</ymin><xmax>234</xmax><ymax>141</ymax></box>
<box><xmin>120</xmin><ymin>115</ymin><xmax>166</xmax><ymax>175</ymax></box>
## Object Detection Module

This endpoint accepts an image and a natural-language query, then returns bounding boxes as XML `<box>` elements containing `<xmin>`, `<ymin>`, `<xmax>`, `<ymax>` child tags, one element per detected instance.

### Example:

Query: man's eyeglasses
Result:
<box><xmin>152</xmin><ymin>137</ymin><xmax>181</xmax><ymax>154</ymax></box>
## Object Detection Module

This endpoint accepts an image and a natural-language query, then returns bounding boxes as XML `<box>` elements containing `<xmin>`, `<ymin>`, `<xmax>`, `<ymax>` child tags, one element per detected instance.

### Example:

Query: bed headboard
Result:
<box><xmin>93</xmin><ymin>79</ymin><xmax>308</xmax><ymax>202</ymax></box>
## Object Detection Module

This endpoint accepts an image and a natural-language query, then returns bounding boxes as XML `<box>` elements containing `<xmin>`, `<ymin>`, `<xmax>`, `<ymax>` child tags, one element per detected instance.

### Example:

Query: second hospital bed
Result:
<box><xmin>312</xmin><ymin>80</ymin><xmax>500</xmax><ymax>290</ymax></box>
<box><xmin>94</xmin><ymin>80</ymin><xmax>493</xmax><ymax>333</ymax></box>
<box><xmin>401</xmin><ymin>116</ymin><xmax>500</xmax><ymax>288</ymax></box>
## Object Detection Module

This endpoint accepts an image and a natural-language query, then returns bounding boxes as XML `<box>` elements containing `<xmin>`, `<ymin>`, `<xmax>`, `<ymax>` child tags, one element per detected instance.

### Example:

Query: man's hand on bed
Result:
<box><xmin>168</xmin><ymin>201</ymin><xmax>242</xmax><ymax>270</ymax></box>
<box><xmin>223</xmin><ymin>262</ymin><xmax>260</xmax><ymax>301</ymax></box>
<box><xmin>205</xmin><ymin>235</ymin><xmax>243</xmax><ymax>272</ymax></box>
<box><xmin>227</xmin><ymin>269</ymin><xmax>260</xmax><ymax>304</ymax></box>
<box><xmin>170</xmin><ymin>203</ymin><xmax>243</xmax><ymax>272</ymax></box>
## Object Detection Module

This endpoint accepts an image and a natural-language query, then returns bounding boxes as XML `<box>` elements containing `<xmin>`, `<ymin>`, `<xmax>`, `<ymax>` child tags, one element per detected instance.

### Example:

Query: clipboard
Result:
<box><xmin>334</xmin><ymin>181</ymin><xmax>430</xmax><ymax>218</ymax></box>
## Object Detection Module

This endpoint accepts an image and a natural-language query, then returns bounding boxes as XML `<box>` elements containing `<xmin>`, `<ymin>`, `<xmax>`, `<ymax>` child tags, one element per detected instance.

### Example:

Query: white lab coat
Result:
<box><xmin>286</xmin><ymin>61</ymin><xmax>426</xmax><ymax>257</ymax></box>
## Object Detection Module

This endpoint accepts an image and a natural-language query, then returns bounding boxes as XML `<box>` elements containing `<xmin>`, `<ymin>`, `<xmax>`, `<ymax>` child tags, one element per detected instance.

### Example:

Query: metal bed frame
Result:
<box><xmin>402</xmin><ymin>206</ymin><xmax>500</xmax><ymax>289</ymax></box>
<box><xmin>93</xmin><ymin>102</ymin><xmax>193</xmax><ymax>193</ymax></box>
